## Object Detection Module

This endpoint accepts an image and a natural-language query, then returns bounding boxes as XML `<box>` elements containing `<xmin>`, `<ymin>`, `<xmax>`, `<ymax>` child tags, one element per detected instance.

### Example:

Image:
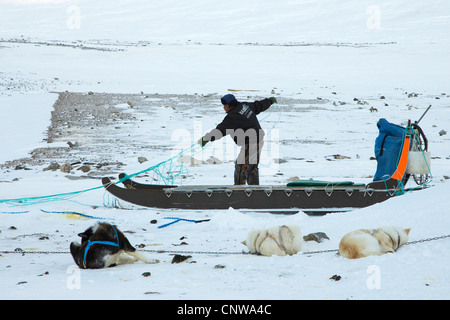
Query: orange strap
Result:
<box><xmin>391</xmin><ymin>136</ymin><xmax>410</xmax><ymax>181</ymax></box>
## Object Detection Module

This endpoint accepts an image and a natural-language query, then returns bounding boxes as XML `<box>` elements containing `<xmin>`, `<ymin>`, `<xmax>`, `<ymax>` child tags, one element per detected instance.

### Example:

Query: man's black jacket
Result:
<box><xmin>203</xmin><ymin>98</ymin><xmax>273</xmax><ymax>146</ymax></box>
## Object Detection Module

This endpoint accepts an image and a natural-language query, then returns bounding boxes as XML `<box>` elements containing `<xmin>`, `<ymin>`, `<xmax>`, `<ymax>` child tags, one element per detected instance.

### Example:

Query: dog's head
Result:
<box><xmin>77</xmin><ymin>224</ymin><xmax>98</xmax><ymax>244</ymax></box>
<box><xmin>77</xmin><ymin>223</ymin><xmax>121</xmax><ymax>243</ymax></box>
<box><xmin>70</xmin><ymin>225</ymin><xmax>98</xmax><ymax>267</ymax></box>
<box><xmin>380</xmin><ymin>225</ymin><xmax>411</xmax><ymax>250</ymax></box>
<box><xmin>242</xmin><ymin>229</ymin><xmax>263</xmax><ymax>253</ymax></box>
<box><xmin>397</xmin><ymin>226</ymin><xmax>411</xmax><ymax>247</ymax></box>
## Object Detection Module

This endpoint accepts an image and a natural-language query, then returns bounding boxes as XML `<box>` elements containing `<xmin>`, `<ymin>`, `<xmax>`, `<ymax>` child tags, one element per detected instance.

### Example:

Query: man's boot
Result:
<box><xmin>247</xmin><ymin>165</ymin><xmax>259</xmax><ymax>185</ymax></box>
<box><xmin>234</xmin><ymin>163</ymin><xmax>248</xmax><ymax>185</ymax></box>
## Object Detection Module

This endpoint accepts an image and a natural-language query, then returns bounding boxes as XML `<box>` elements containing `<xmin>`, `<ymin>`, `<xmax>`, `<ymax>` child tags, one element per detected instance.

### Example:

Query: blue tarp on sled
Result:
<box><xmin>373</xmin><ymin>118</ymin><xmax>407</xmax><ymax>182</ymax></box>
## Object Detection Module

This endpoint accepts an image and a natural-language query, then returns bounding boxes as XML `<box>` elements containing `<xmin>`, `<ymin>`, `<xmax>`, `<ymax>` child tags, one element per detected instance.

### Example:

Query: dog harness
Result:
<box><xmin>377</xmin><ymin>229</ymin><xmax>401</xmax><ymax>251</ymax></box>
<box><xmin>82</xmin><ymin>225</ymin><xmax>120</xmax><ymax>268</ymax></box>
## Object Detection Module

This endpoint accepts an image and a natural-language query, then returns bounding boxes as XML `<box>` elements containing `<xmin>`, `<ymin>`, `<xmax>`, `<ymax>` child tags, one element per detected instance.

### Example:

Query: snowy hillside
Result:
<box><xmin>0</xmin><ymin>0</ymin><xmax>449</xmax><ymax>301</ymax></box>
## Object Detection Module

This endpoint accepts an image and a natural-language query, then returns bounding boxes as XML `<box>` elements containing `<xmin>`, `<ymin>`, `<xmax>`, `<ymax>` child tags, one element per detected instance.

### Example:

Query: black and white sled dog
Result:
<box><xmin>70</xmin><ymin>222</ymin><xmax>159</xmax><ymax>269</ymax></box>
<box><xmin>243</xmin><ymin>225</ymin><xmax>303</xmax><ymax>257</ymax></box>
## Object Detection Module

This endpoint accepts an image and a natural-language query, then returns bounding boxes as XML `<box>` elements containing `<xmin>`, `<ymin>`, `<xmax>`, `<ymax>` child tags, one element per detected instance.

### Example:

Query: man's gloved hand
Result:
<box><xmin>269</xmin><ymin>97</ymin><xmax>278</xmax><ymax>104</ymax></box>
<box><xmin>197</xmin><ymin>137</ymin><xmax>208</xmax><ymax>147</ymax></box>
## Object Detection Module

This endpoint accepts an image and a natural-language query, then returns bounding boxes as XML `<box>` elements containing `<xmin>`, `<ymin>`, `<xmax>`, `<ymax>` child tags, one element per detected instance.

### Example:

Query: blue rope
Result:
<box><xmin>0</xmin><ymin>211</ymin><xmax>30</xmax><ymax>214</ymax></box>
<box><xmin>158</xmin><ymin>217</ymin><xmax>210</xmax><ymax>229</ymax></box>
<box><xmin>118</xmin><ymin>142</ymin><xmax>200</xmax><ymax>186</ymax></box>
<box><xmin>0</xmin><ymin>185</ymin><xmax>103</xmax><ymax>207</ymax></box>
<box><xmin>0</xmin><ymin>143</ymin><xmax>201</xmax><ymax>207</ymax></box>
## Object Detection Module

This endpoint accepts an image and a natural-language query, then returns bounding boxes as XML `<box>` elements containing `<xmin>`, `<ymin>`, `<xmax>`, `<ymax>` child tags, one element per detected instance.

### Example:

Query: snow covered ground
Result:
<box><xmin>0</xmin><ymin>0</ymin><xmax>449</xmax><ymax>300</ymax></box>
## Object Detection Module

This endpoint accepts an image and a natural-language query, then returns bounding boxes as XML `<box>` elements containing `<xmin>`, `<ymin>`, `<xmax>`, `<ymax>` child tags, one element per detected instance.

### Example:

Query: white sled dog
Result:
<box><xmin>339</xmin><ymin>225</ymin><xmax>411</xmax><ymax>259</ymax></box>
<box><xmin>243</xmin><ymin>225</ymin><xmax>303</xmax><ymax>257</ymax></box>
<box><xmin>70</xmin><ymin>222</ymin><xmax>159</xmax><ymax>269</ymax></box>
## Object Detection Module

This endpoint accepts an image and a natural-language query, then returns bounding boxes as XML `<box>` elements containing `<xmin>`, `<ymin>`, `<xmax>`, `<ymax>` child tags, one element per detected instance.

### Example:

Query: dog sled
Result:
<box><xmin>102</xmin><ymin>117</ymin><xmax>431</xmax><ymax>215</ymax></box>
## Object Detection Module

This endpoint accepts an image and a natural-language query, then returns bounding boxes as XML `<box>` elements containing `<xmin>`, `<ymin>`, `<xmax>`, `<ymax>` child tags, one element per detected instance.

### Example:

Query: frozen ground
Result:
<box><xmin>0</xmin><ymin>0</ymin><xmax>449</xmax><ymax>300</ymax></box>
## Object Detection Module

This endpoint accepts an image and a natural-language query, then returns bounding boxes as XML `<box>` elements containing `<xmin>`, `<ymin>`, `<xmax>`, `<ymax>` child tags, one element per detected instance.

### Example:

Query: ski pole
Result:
<box><xmin>416</xmin><ymin>105</ymin><xmax>431</xmax><ymax>124</ymax></box>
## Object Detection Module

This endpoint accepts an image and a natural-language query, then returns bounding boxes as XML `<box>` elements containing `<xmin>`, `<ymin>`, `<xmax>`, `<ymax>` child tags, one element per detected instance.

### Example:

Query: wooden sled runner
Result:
<box><xmin>102</xmin><ymin>175</ymin><xmax>401</xmax><ymax>215</ymax></box>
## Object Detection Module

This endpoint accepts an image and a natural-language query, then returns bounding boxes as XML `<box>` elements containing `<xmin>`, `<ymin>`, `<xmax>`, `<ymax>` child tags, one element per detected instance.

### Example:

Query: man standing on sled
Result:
<box><xmin>198</xmin><ymin>94</ymin><xmax>277</xmax><ymax>185</ymax></box>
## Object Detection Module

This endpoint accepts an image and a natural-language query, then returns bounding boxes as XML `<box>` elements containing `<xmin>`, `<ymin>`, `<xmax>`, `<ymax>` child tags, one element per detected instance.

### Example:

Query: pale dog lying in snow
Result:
<box><xmin>243</xmin><ymin>225</ymin><xmax>303</xmax><ymax>257</ymax></box>
<box><xmin>243</xmin><ymin>224</ymin><xmax>411</xmax><ymax>259</ymax></box>
<box><xmin>339</xmin><ymin>225</ymin><xmax>411</xmax><ymax>259</ymax></box>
